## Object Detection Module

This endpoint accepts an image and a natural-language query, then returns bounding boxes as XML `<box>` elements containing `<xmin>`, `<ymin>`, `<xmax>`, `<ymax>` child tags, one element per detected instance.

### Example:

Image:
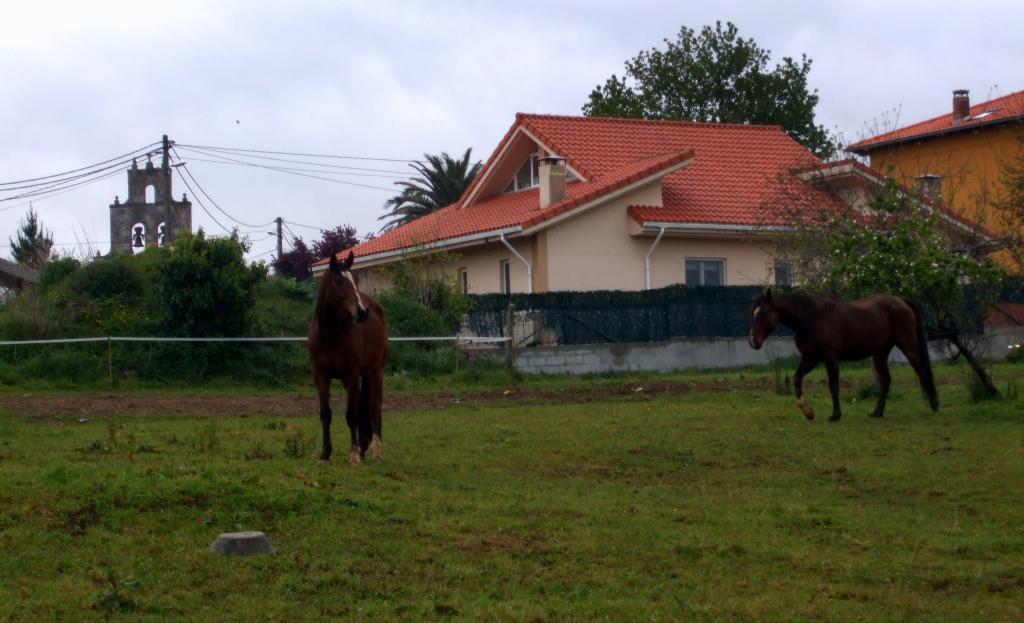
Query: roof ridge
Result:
<box><xmin>516</xmin><ymin>112</ymin><xmax>786</xmax><ymax>132</ymax></box>
<box><xmin>849</xmin><ymin>88</ymin><xmax>1024</xmax><ymax>149</ymax></box>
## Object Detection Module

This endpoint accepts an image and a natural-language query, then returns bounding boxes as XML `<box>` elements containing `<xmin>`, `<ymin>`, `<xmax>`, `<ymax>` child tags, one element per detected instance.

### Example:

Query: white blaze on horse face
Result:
<box><xmin>342</xmin><ymin>270</ymin><xmax>366</xmax><ymax>313</ymax></box>
<box><xmin>753</xmin><ymin>306</ymin><xmax>761</xmax><ymax>318</ymax></box>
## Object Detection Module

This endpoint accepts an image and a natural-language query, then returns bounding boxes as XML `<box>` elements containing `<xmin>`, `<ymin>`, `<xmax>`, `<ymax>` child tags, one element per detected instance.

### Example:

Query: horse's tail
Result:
<box><xmin>903</xmin><ymin>298</ymin><xmax>939</xmax><ymax>411</ymax></box>
<box><xmin>358</xmin><ymin>374</ymin><xmax>373</xmax><ymax>451</ymax></box>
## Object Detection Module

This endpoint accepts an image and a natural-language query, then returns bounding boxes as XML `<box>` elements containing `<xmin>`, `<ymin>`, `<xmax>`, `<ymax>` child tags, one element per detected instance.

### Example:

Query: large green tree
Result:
<box><xmin>583</xmin><ymin>21</ymin><xmax>836</xmax><ymax>159</ymax></box>
<box><xmin>379</xmin><ymin>149</ymin><xmax>481</xmax><ymax>231</ymax></box>
<box><xmin>8</xmin><ymin>206</ymin><xmax>54</xmax><ymax>270</ymax></box>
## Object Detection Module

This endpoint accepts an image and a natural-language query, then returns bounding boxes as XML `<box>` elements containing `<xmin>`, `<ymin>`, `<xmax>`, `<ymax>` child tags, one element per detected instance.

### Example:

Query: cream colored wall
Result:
<box><xmin>543</xmin><ymin>181</ymin><xmax>664</xmax><ymax>291</ymax></box>
<box><xmin>648</xmin><ymin>236</ymin><xmax>777</xmax><ymax>287</ymax></box>
<box><xmin>444</xmin><ymin>239</ymin><xmax>534</xmax><ymax>294</ymax></box>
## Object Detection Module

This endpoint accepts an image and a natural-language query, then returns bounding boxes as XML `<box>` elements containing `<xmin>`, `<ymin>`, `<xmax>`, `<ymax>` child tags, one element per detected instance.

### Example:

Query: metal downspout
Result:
<box><xmin>499</xmin><ymin>234</ymin><xmax>532</xmax><ymax>294</ymax></box>
<box><xmin>645</xmin><ymin>226</ymin><xmax>667</xmax><ymax>290</ymax></box>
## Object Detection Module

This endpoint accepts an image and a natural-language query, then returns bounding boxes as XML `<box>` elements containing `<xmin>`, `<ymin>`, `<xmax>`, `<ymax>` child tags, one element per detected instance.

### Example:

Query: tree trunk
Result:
<box><xmin>949</xmin><ymin>333</ymin><xmax>999</xmax><ymax>397</ymax></box>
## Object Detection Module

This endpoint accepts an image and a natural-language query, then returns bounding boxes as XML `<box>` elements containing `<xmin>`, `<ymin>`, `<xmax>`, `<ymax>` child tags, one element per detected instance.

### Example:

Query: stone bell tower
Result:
<box><xmin>109</xmin><ymin>136</ymin><xmax>192</xmax><ymax>253</ymax></box>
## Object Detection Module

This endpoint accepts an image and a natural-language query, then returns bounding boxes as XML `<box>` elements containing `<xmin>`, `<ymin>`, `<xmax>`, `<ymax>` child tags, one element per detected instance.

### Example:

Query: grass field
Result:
<box><xmin>1</xmin><ymin>362</ymin><xmax>1022</xmax><ymax>621</ymax></box>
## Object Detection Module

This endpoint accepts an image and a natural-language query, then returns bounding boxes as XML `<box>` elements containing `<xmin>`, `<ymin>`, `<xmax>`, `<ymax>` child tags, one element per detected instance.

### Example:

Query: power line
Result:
<box><xmin>179</xmin><ymin>155</ymin><xmax>409</xmax><ymax>180</ymax></box>
<box><xmin>177</xmin><ymin>143</ymin><xmax>423</xmax><ymax>164</ymax></box>
<box><xmin>170</xmin><ymin>148</ymin><xmax>277</xmax><ymax>229</ymax></box>
<box><xmin>0</xmin><ymin>142</ymin><xmax>159</xmax><ymax>187</ymax></box>
<box><xmin>173</xmin><ymin>148</ymin><xmax>412</xmax><ymax>175</ymax></box>
<box><xmin>282</xmin><ymin>219</ymin><xmax>329</xmax><ymax>232</ymax></box>
<box><xmin>174</xmin><ymin>146</ymin><xmax>396</xmax><ymax>191</ymax></box>
<box><xmin>0</xmin><ymin>168</ymin><xmax>125</xmax><ymax>212</ymax></box>
<box><xmin>0</xmin><ymin>166</ymin><xmax>127</xmax><ymax>206</ymax></box>
<box><xmin>172</xmin><ymin>168</ymin><xmax>234</xmax><ymax>235</ymax></box>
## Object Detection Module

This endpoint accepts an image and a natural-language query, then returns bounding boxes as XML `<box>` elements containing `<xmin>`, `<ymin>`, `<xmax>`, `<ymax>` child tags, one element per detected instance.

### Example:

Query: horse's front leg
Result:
<box><xmin>343</xmin><ymin>375</ymin><xmax>362</xmax><ymax>466</ymax></box>
<box><xmin>794</xmin><ymin>354</ymin><xmax>819</xmax><ymax>420</ymax></box>
<box><xmin>368</xmin><ymin>367</ymin><xmax>385</xmax><ymax>462</ymax></box>
<box><xmin>824</xmin><ymin>357</ymin><xmax>842</xmax><ymax>422</ymax></box>
<box><xmin>314</xmin><ymin>373</ymin><xmax>333</xmax><ymax>462</ymax></box>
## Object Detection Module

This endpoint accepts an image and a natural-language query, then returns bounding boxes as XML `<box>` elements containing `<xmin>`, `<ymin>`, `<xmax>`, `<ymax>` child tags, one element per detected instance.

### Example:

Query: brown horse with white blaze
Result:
<box><xmin>309</xmin><ymin>250</ymin><xmax>389</xmax><ymax>464</ymax></box>
<box><xmin>748</xmin><ymin>289</ymin><xmax>939</xmax><ymax>421</ymax></box>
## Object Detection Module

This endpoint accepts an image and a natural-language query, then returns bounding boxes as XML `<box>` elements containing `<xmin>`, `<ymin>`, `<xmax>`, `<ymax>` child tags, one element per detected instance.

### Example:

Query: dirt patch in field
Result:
<box><xmin>2</xmin><ymin>378</ymin><xmax>777</xmax><ymax>418</ymax></box>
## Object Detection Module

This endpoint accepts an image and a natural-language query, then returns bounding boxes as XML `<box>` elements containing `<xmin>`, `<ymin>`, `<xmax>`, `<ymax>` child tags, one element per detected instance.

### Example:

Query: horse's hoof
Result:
<box><xmin>828</xmin><ymin>413</ymin><xmax>842</xmax><ymax>422</ymax></box>
<box><xmin>869</xmin><ymin>411</ymin><xmax>884</xmax><ymax>418</ymax></box>
<box><xmin>318</xmin><ymin>458</ymin><xmax>331</xmax><ymax>466</ymax></box>
<box><xmin>370</xmin><ymin>436</ymin><xmax>383</xmax><ymax>462</ymax></box>
<box><xmin>349</xmin><ymin>451</ymin><xmax>362</xmax><ymax>466</ymax></box>
<box><xmin>796</xmin><ymin>398</ymin><xmax>815</xmax><ymax>420</ymax></box>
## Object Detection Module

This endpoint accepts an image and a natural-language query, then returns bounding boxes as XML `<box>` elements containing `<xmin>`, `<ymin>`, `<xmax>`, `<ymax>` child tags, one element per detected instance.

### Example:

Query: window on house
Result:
<box><xmin>774</xmin><ymin>260</ymin><xmax>792</xmax><ymax>287</ymax></box>
<box><xmin>503</xmin><ymin>153</ymin><xmax>578</xmax><ymax>193</ymax></box>
<box><xmin>459</xmin><ymin>268</ymin><xmax>468</xmax><ymax>294</ymax></box>
<box><xmin>685</xmin><ymin>259</ymin><xmax>725</xmax><ymax>286</ymax></box>
<box><xmin>500</xmin><ymin>260</ymin><xmax>511</xmax><ymax>294</ymax></box>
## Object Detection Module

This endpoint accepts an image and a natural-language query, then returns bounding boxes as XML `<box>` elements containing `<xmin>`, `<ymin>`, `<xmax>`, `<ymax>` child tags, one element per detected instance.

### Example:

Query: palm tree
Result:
<box><xmin>379</xmin><ymin>148</ymin><xmax>481</xmax><ymax>231</ymax></box>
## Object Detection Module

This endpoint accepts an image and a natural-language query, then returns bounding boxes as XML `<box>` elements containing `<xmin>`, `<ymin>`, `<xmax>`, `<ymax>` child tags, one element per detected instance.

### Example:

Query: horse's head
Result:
<box><xmin>323</xmin><ymin>250</ymin><xmax>369</xmax><ymax>324</ymax></box>
<box><xmin>748</xmin><ymin>288</ymin><xmax>778</xmax><ymax>350</ymax></box>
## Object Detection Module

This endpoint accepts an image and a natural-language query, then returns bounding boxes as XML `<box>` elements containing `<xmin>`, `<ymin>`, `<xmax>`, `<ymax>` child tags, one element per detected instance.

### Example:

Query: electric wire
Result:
<box><xmin>170</xmin><ymin>148</ymin><xmax>276</xmax><ymax>229</ymax></box>
<box><xmin>172</xmin><ymin>168</ymin><xmax>234</xmax><ymax>235</ymax></box>
<box><xmin>0</xmin><ymin>142</ymin><xmax>160</xmax><ymax>187</ymax></box>
<box><xmin>177</xmin><ymin>143</ymin><xmax>423</xmax><ymax>164</ymax></box>
<box><xmin>280</xmin><ymin>216</ymin><xmax>327</xmax><ymax>231</ymax></box>
<box><xmin>0</xmin><ymin>165</ymin><xmax>132</xmax><ymax>204</ymax></box>
<box><xmin>173</xmin><ymin>148</ymin><xmax>412</xmax><ymax>175</ymax></box>
<box><xmin>0</xmin><ymin>168</ymin><xmax>125</xmax><ymax>212</ymax></box>
<box><xmin>174</xmin><ymin>146</ymin><xmax>396</xmax><ymax>191</ymax></box>
<box><xmin>178</xmin><ymin>155</ymin><xmax>408</xmax><ymax>180</ymax></box>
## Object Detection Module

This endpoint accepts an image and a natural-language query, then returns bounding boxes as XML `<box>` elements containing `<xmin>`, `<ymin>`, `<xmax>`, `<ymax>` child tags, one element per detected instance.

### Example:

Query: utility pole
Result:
<box><xmin>275</xmin><ymin>217</ymin><xmax>283</xmax><ymax>265</ymax></box>
<box><xmin>161</xmin><ymin>134</ymin><xmax>172</xmax><ymax>244</ymax></box>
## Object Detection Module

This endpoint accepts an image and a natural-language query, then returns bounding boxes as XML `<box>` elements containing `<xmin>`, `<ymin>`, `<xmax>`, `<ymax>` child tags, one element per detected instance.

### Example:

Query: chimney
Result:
<box><xmin>539</xmin><ymin>155</ymin><xmax>566</xmax><ymax>209</ymax></box>
<box><xmin>952</xmin><ymin>89</ymin><xmax>970</xmax><ymax>122</ymax></box>
<box><xmin>916</xmin><ymin>173</ymin><xmax>942</xmax><ymax>202</ymax></box>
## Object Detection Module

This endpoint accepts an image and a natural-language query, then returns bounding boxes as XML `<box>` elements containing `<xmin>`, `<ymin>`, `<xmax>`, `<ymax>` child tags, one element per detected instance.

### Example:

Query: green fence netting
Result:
<box><xmin>467</xmin><ymin>283</ymin><xmax>1024</xmax><ymax>346</ymax></box>
<box><xmin>467</xmin><ymin>285</ymin><xmax>767</xmax><ymax>345</ymax></box>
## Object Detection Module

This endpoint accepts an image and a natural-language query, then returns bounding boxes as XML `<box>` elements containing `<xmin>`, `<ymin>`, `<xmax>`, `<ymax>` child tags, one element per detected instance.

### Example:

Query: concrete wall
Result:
<box><xmin>514</xmin><ymin>326</ymin><xmax>1024</xmax><ymax>375</ymax></box>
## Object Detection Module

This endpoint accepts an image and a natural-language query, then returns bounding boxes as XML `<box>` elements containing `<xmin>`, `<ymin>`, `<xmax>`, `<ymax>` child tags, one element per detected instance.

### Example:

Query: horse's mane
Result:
<box><xmin>314</xmin><ymin>270</ymin><xmax>335</xmax><ymax>328</ymax></box>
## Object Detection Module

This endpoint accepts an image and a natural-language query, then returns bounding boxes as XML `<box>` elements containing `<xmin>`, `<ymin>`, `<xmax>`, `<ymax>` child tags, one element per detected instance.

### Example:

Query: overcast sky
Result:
<box><xmin>2</xmin><ymin>0</ymin><xmax>1022</xmax><ymax>262</ymax></box>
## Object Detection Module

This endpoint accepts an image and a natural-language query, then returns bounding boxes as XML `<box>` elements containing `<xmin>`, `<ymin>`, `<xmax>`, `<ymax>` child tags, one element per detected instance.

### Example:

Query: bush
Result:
<box><xmin>38</xmin><ymin>257</ymin><xmax>80</xmax><ymax>294</ymax></box>
<box><xmin>158</xmin><ymin>232</ymin><xmax>266</xmax><ymax>337</ymax></box>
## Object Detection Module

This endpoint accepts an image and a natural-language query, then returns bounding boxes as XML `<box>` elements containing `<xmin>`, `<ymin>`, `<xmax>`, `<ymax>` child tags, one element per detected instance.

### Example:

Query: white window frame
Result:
<box><xmin>684</xmin><ymin>257</ymin><xmax>726</xmax><ymax>286</ymax></box>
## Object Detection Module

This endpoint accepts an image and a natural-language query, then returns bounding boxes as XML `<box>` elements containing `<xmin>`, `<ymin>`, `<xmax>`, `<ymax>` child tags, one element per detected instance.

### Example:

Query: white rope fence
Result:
<box><xmin>0</xmin><ymin>336</ymin><xmax>511</xmax><ymax>346</ymax></box>
<box><xmin>0</xmin><ymin>335</ymin><xmax>514</xmax><ymax>381</ymax></box>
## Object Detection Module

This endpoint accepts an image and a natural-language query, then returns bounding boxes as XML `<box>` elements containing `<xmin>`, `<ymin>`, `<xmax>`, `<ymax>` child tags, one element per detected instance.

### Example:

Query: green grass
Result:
<box><xmin>1</xmin><ymin>365</ymin><xmax>1022</xmax><ymax>621</ymax></box>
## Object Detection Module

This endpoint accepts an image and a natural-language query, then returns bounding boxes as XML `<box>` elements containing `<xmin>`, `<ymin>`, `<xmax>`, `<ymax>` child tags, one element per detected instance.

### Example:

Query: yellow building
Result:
<box><xmin>849</xmin><ymin>89</ymin><xmax>1024</xmax><ymax>236</ymax></box>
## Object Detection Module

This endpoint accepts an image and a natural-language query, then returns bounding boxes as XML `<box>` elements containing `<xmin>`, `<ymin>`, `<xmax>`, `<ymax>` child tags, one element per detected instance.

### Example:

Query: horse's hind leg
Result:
<box><xmin>870</xmin><ymin>351</ymin><xmax>892</xmax><ymax>418</ymax></box>
<box><xmin>314</xmin><ymin>372</ymin><xmax>333</xmax><ymax>462</ymax></box>
<box><xmin>794</xmin><ymin>355</ymin><xmax>819</xmax><ymax>420</ymax></box>
<box><xmin>367</xmin><ymin>368</ymin><xmax>385</xmax><ymax>461</ymax></box>
<box><xmin>343</xmin><ymin>375</ymin><xmax>362</xmax><ymax>466</ymax></box>
<box><xmin>824</xmin><ymin>358</ymin><xmax>843</xmax><ymax>422</ymax></box>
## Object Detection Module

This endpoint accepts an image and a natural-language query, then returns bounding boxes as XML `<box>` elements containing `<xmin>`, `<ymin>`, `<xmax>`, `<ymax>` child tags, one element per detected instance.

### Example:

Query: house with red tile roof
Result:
<box><xmin>849</xmin><ymin>89</ymin><xmax>1024</xmax><ymax>245</ymax></box>
<box><xmin>317</xmin><ymin>113</ymin><xmax>978</xmax><ymax>294</ymax></box>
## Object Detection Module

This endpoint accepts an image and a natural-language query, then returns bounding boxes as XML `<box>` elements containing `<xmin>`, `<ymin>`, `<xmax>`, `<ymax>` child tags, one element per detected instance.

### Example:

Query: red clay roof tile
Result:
<box><xmin>329</xmin><ymin>114</ymin><xmax>828</xmax><ymax>265</ymax></box>
<box><xmin>848</xmin><ymin>90</ymin><xmax>1024</xmax><ymax>153</ymax></box>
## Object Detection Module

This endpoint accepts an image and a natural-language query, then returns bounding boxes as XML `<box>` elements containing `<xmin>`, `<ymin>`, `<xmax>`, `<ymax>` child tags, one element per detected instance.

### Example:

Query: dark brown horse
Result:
<box><xmin>748</xmin><ymin>289</ymin><xmax>939</xmax><ymax>421</ymax></box>
<box><xmin>309</xmin><ymin>251</ymin><xmax>389</xmax><ymax>464</ymax></box>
